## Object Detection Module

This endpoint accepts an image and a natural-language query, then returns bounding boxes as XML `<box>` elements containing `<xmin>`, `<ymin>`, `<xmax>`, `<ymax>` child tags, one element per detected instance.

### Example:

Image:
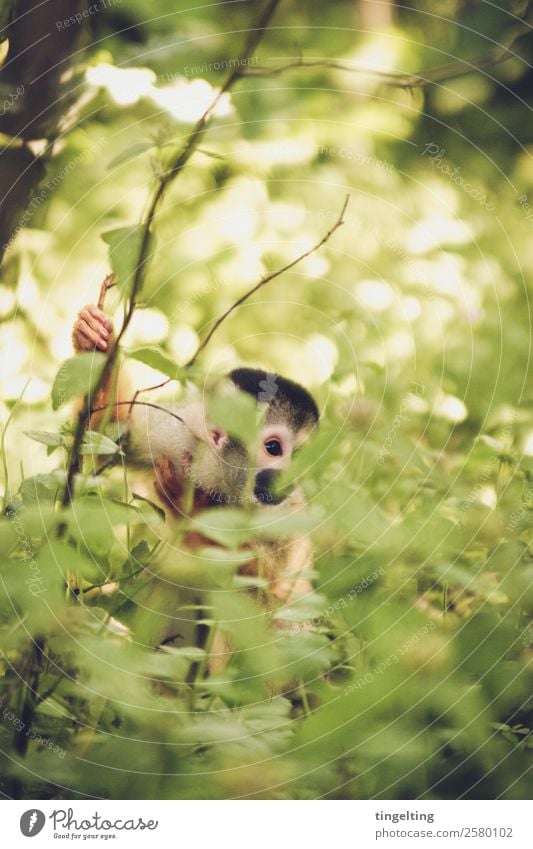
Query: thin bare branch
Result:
<box><xmin>127</xmin><ymin>376</ymin><xmax>173</xmax><ymax>399</ymax></box>
<box><xmin>97</xmin><ymin>273</ymin><xmax>116</xmax><ymax>310</ymax></box>
<box><xmin>245</xmin><ymin>13</ymin><xmax>533</xmax><ymax>89</ymax></box>
<box><xmin>187</xmin><ymin>194</ymin><xmax>350</xmax><ymax>368</ymax></box>
<box><xmin>90</xmin><ymin>399</ymin><xmax>184</xmax><ymax>424</ymax></box>
<box><xmin>120</xmin><ymin>193</ymin><xmax>349</xmax><ymax>400</ymax></box>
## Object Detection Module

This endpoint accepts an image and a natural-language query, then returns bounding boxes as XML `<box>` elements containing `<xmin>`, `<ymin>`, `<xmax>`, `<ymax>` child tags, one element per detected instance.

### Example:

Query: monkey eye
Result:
<box><xmin>264</xmin><ymin>438</ymin><xmax>283</xmax><ymax>457</ymax></box>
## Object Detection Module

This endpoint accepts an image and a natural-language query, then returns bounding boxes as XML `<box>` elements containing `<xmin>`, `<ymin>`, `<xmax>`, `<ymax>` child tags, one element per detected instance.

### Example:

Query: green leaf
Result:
<box><xmin>20</xmin><ymin>473</ymin><xmax>62</xmax><ymax>506</ymax></box>
<box><xmin>273</xmin><ymin>592</ymin><xmax>327</xmax><ymax>622</ymax></box>
<box><xmin>51</xmin><ymin>352</ymin><xmax>106</xmax><ymax>410</ymax></box>
<box><xmin>121</xmin><ymin>539</ymin><xmax>153</xmax><ymax>573</ymax></box>
<box><xmin>24</xmin><ymin>430</ymin><xmax>62</xmax><ymax>451</ymax></box>
<box><xmin>128</xmin><ymin>347</ymin><xmax>183</xmax><ymax>380</ymax></box>
<box><xmin>207</xmin><ymin>392</ymin><xmax>260</xmax><ymax>446</ymax></box>
<box><xmin>36</xmin><ymin>696</ymin><xmax>76</xmax><ymax>720</ymax></box>
<box><xmin>232</xmin><ymin>574</ymin><xmax>269</xmax><ymax>590</ymax></box>
<box><xmin>161</xmin><ymin>646</ymin><xmax>206</xmax><ymax>661</ymax></box>
<box><xmin>195</xmin><ymin>546</ymin><xmax>258</xmax><ymax>567</ymax></box>
<box><xmin>277</xmin><ymin>630</ymin><xmax>332</xmax><ymax>680</ymax></box>
<box><xmin>130</xmin><ymin>492</ymin><xmax>166</xmax><ymax>522</ymax></box>
<box><xmin>191</xmin><ymin>505</ymin><xmax>316</xmax><ymax>548</ymax></box>
<box><xmin>38</xmin><ymin>539</ymin><xmax>104</xmax><ymax>582</ymax></box>
<box><xmin>158</xmin><ymin>544</ymin><xmax>248</xmax><ymax>589</ymax></box>
<box><xmin>80</xmin><ymin>431</ymin><xmax>120</xmax><ymax>456</ymax></box>
<box><xmin>189</xmin><ymin>509</ymin><xmax>253</xmax><ymax>547</ymax></box>
<box><xmin>70</xmin><ymin>496</ymin><xmax>164</xmax><ymax>532</ymax></box>
<box><xmin>196</xmin><ymin>147</ymin><xmax>225</xmax><ymax>161</ymax></box>
<box><xmin>102</xmin><ymin>225</ymin><xmax>154</xmax><ymax>298</ymax></box>
<box><xmin>107</xmin><ymin>142</ymin><xmax>153</xmax><ymax>170</ymax></box>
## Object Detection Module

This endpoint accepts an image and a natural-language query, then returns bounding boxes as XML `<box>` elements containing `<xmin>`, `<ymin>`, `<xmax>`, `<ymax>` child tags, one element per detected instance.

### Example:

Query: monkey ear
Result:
<box><xmin>211</xmin><ymin>428</ymin><xmax>227</xmax><ymax>448</ymax></box>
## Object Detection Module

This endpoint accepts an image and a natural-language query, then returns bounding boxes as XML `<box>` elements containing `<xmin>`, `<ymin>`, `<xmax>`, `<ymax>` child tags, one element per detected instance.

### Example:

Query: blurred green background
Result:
<box><xmin>0</xmin><ymin>0</ymin><xmax>532</xmax><ymax>800</ymax></box>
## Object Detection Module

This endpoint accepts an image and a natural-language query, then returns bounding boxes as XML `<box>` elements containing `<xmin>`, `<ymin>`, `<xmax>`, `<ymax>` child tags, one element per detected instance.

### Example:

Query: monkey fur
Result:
<box><xmin>72</xmin><ymin>304</ymin><xmax>319</xmax><ymax>678</ymax></box>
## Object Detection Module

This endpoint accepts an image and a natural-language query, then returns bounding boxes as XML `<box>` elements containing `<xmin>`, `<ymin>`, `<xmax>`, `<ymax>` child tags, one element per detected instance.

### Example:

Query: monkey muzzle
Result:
<box><xmin>254</xmin><ymin>469</ymin><xmax>287</xmax><ymax>505</ymax></box>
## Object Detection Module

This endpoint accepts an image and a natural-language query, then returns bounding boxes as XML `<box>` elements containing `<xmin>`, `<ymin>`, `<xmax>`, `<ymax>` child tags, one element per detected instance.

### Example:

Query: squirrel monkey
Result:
<box><xmin>72</xmin><ymin>302</ymin><xmax>319</xmax><ymax>672</ymax></box>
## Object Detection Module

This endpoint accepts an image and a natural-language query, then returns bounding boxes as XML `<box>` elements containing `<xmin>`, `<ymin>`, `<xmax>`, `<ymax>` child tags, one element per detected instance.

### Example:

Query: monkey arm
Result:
<box><xmin>72</xmin><ymin>308</ymin><xmax>198</xmax><ymax>513</ymax></box>
<box><xmin>72</xmin><ymin>302</ymin><xmax>132</xmax><ymax>429</ymax></box>
<box><xmin>270</xmin><ymin>534</ymin><xmax>314</xmax><ymax>606</ymax></box>
<box><xmin>266</xmin><ymin>488</ymin><xmax>314</xmax><ymax>607</ymax></box>
<box><xmin>87</xmin><ymin>366</ymin><xmax>132</xmax><ymax>430</ymax></box>
<box><xmin>153</xmin><ymin>456</ymin><xmax>190</xmax><ymax>516</ymax></box>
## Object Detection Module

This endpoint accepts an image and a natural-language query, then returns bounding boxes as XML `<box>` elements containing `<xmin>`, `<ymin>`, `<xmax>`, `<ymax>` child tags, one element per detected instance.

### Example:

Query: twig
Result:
<box><xmin>125</xmin><ymin>377</ymin><xmax>174</xmax><ymax>420</ymax></box>
<box><xmin>88</xmin><ymin>400</ymin><xmax>183</xmax><ymax>474</ymax></box>
<box><xmin>187</xmin><ymin>193</ymin><xmax>350</xmax><ymax>368</ymax></box>
<box><xmin>12</xmin><ymin>638</ymin><xmax>45</xmax><ymax>760</ymax></box>
<box><xmin>97</xmin><ymin>273</ymin><xmax>116</xmax><ymax>310</ymax></box>
<box><xmin>245</xmin><ymin>12</ymin><xmax>533</xmax><ymax>89</ymax></box>
<box><xmin>132</xmin><ymin>193</ymin><xmax>349</xmax><ymax>398</ymax></box>
<box><xmin>89</xmin><ymin>399</ymin><xmax>184</xmax><ymax>424</ymax></box>
<box><xmin>81</xmin><ymin>567</ymin><xmax>145</xmax><ymax>594</ymax></box>
<box><xmin>61</xmin><ymin>0</ymin><xmax>282</xmax><ymax>509</ymax></box>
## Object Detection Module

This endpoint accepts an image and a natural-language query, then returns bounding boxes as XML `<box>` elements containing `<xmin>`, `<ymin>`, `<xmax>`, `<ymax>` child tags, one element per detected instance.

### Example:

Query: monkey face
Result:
<box><xmin>194</xmin><ymin>426</ymin><xmax>294</xmax><ymax>506</ymax></box>
<box><xmin>230</xmin><ymin>368</ymin><xmax>319</xmax><ymax>506</ymax></box>
<box><xmin>190</xmin><ymin>369</ymin><xmax>319</xmax><ymax>506</ymax></box>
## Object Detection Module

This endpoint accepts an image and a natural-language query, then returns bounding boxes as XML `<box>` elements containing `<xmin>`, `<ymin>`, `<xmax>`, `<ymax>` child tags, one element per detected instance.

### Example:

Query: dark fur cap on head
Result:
<box><xmin>229</xmin><ymin>367</ymin><xmax>319</xmax><ymax>433</ymax></box>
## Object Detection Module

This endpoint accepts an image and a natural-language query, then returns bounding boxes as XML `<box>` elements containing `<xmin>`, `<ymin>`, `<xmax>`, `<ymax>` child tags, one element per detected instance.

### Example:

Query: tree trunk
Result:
<box><xmin>0</xmin><ymin>0</ymin><xmax>89</xmax><ymax>265</ymax></box>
